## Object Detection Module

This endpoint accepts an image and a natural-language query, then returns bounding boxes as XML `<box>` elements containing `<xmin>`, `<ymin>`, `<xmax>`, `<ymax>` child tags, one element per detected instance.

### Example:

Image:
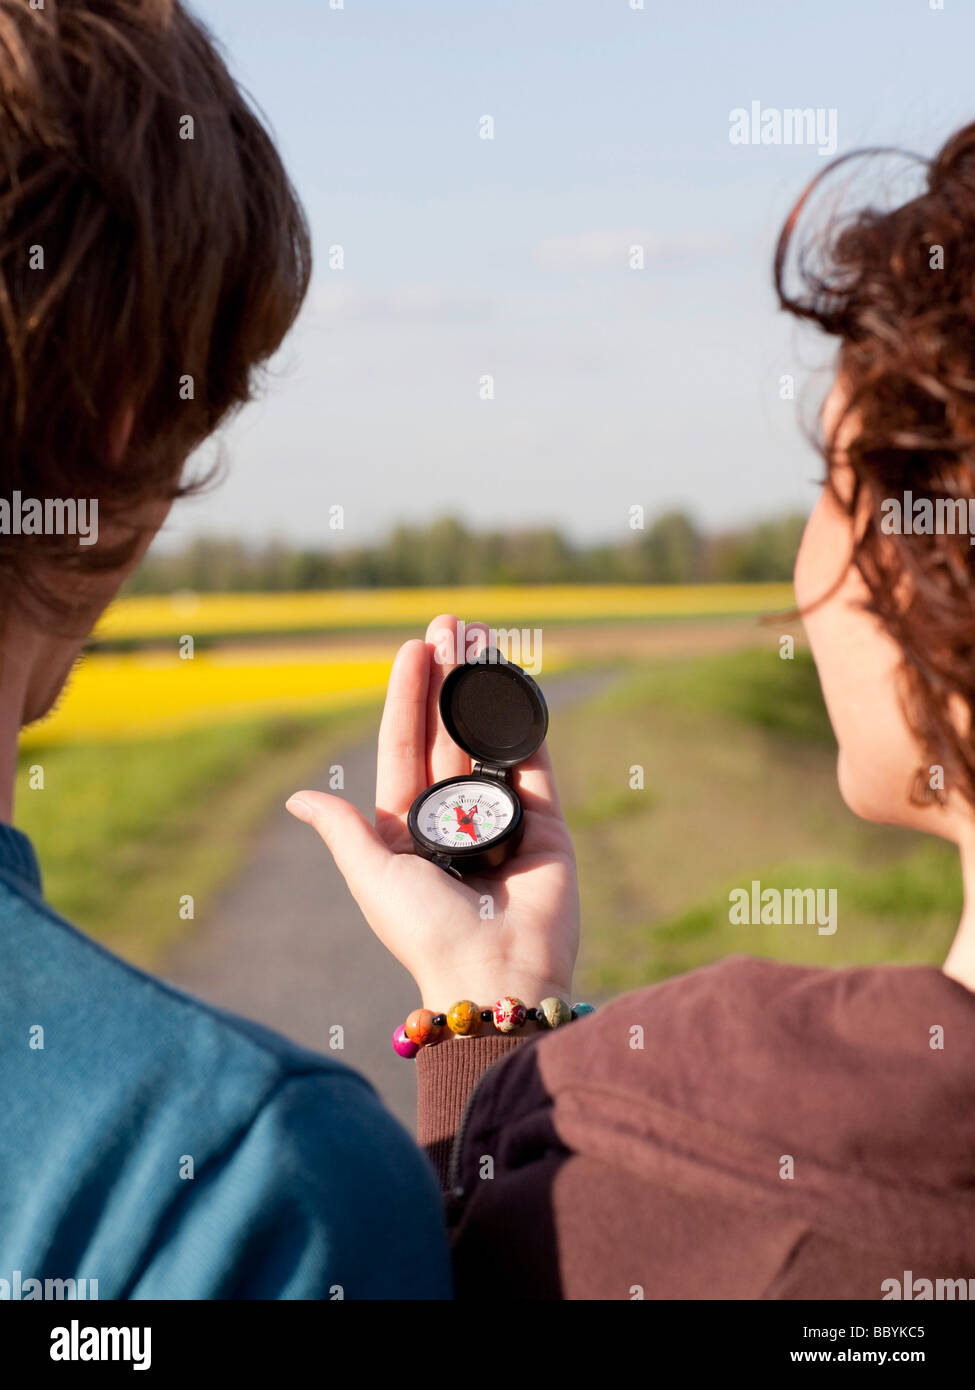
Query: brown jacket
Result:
<box><xmin>417</xmin><ymin>955</ymin><xmax>975</xmax><ymax>1299</ymax></box>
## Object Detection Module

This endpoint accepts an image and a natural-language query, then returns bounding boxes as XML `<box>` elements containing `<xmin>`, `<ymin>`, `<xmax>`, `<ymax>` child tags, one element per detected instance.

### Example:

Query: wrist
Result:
<box><xmin>394</xmin><ymin>992</ymin><xmax>594</xmax><ymax>1059</ymax></box>
<box><xmin>418</xmin><ymin>975</ymin><xmax>573</xmax><ymax>1014</ymax></box>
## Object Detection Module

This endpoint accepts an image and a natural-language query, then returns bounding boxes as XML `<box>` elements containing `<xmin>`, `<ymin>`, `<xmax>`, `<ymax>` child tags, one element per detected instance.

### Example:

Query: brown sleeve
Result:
<box><xmin>416</xmin><ymin>1035</ymin><xmax>530</xmax><ymax>1188</ymax></box>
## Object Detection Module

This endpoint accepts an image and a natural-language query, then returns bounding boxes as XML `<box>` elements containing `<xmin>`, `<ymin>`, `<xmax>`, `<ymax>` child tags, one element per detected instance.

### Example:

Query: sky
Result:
<box><xmin>164</xmin><ymin>0</ymin><xmax>975</xmax><ymax>554</ymax></box>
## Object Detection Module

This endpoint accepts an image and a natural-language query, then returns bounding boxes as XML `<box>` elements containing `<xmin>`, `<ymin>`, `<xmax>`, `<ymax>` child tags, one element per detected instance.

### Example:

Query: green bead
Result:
<box><xmin>571</xmin><ymin>1002</ymin><xmax>596</xmax><ymax>1018</ymax></box>
<box><xmin>538</xmin><ymin>996</ymin><xmax>572</xmax><ymax>1029</ymax></box>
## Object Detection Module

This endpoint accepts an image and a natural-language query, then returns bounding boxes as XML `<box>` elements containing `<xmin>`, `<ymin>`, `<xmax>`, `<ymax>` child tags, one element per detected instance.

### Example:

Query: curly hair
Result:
<box><xmin>776</xmin><ymin>122</ymin><xmax>975</xmax><ymax>809</ymax></box>
<box><xmin>0</xmin><ymin>0</ymin><xmax>311</xmax><ymax>615</ymax></box>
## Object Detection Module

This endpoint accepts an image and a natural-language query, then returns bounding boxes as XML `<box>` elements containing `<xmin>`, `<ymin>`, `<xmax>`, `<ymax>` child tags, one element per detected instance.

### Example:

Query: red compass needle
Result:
<box><xmin>454</xmin><ymin>805</ymin><xmax>479</xmax><ymax>842</ymax></box>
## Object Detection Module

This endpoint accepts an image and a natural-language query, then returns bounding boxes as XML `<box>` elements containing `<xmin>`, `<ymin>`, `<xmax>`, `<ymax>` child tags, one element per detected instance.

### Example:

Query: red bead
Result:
<box><xmin>493</xmin><ymin>996</ymin><xmax>527</xmax><ymax>1033</ymax></box>
<box><xmin>392</xmin><ymin>1024</ymin><xmax>419</xmax><ymax>1058</ymax></box>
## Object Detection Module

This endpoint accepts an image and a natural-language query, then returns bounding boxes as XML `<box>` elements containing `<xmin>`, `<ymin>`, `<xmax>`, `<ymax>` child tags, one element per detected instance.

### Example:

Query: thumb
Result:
<box><xmin>285</xmin><ymin>791</ymin><xmax>394</xmax><ymax>909</ymax></box>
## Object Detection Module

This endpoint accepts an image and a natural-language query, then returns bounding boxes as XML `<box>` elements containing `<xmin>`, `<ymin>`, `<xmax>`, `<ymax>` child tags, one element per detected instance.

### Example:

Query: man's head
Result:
<box><xmin>0</xmin><ymin>0</ymin><xmax>310</xmax><ymax>717</ymax></box>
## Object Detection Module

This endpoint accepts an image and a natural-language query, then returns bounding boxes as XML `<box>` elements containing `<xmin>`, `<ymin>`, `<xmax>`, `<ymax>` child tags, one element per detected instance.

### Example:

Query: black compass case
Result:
<box><xmin>407</xmin><ymin>648</ymin><xmax>549</xmax><ymax>876</ymax></box>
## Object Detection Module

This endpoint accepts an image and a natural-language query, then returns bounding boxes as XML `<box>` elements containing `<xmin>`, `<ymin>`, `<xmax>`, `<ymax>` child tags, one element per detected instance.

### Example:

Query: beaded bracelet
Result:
<box><xmin>392</xmin><ymin>995</ymin><xmax>595</xmax><ymax>1058</ymax></box>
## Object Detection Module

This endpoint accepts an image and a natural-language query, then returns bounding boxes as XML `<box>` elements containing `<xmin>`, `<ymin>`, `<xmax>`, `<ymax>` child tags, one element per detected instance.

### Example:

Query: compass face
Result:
<box><xmin>414</xmin><ymin>778</ymin><xmax>516</xmax><ymax>850</ymax></box>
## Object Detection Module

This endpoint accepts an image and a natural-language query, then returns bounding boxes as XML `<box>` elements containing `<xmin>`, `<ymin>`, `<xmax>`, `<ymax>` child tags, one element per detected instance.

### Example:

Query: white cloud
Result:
<box><xmin>534</xmin><ymin>228</ymin><xmax>727</xmax><ymax>272</ymax></box>
<box><xmin>311</xmin><ymin>281</ymin><xmax>494</xmax><ymax>324</ymax></box>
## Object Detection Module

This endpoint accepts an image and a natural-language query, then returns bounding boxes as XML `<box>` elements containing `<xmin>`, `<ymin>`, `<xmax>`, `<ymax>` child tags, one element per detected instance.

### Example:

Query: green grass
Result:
<box><xmin>15</xmin><ymin>706</ymin><xmax>377</xmax><ymax>968</ymax></box>
<box><xmin>594</xmin><ymin>645</ymin><xmax>836</xmax><ymax>743</ymax></box>
<box><xmin>13</xmin><ymin>643</ymin><xmax>962</xmax><ymax>995</ymax></box>
<box><xmin>553</xmin><ymin>649</ymin><xmax>961</xmax><ymax>997</ymax></box>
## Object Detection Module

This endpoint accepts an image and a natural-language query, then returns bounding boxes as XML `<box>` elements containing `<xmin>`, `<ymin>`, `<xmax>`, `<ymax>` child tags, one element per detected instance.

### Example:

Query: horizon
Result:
<box><xmin>164</xmin><ymin>0</ymin><xmax>975</xmax><ymax>555</ymax></box>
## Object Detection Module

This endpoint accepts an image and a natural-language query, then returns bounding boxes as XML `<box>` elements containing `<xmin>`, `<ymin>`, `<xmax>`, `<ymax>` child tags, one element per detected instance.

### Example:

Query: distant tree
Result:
<box><xmin>707</xmin><ymin>513</ymin><xmax>806</xmax><ymax>582</ymax></box>
<box><xmin>123</xmin><ymin>509</ymin><xmax>806</xmax><ymax>595</ymax></box>
<box><xmin>626</xmin><ymin>511</ymin><xmax>703</xmax><ymax>582</ymax></box>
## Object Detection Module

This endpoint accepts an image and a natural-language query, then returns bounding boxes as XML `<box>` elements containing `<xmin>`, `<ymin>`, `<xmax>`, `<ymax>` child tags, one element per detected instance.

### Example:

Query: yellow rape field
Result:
<box><xmin>20</xmin><ymin>646</ymin><xmax>396</xmax><ymax>746</ymax></box>
<box><xmin>24</xmin><ymin>584</ymin><xmax>792</xmax><ymax>746</ymax></box>
<box><xmin>19</xmin><ymin>641</ymin><xmax>573</xmax><ymax>746</ymax></box>
<box><xmin>96</xmin><ymin>583</ymin><xmax>794</xmax><ymax>642</ymax></box>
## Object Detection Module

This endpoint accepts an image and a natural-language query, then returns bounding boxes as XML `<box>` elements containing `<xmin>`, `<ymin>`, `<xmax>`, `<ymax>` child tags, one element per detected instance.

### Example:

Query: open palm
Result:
<box><xmin>286</xmin><ymin>615</ymin><xmax>580</xmax><ymax>1010</ymax></box>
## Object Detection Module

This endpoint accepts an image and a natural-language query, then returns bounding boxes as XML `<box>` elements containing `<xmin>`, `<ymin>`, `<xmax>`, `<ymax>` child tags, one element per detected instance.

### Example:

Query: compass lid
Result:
<box><xmin>439</xmin><ymin>649</ymin><xmax>548</xmax><ymax>768</ymax></box>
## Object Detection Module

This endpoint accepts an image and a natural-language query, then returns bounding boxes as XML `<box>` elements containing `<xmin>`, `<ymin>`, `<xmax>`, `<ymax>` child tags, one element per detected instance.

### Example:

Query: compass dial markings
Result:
<box><xmin>416</xmin><ymin>781</ymin><xmax>515</xmax><ymax>849</ymax></box>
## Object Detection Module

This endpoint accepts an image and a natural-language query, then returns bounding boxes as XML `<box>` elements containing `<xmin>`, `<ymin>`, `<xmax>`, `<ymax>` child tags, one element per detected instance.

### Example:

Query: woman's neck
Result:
<box><xmin>942</xmin><ymin>831</ymin><xmax>975</xmax><ymax>993</ymax></box>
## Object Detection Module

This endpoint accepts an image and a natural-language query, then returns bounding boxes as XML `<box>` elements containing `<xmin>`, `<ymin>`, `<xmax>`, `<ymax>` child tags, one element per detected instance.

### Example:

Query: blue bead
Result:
<box><xmin>571</xmin><ymin>1002</ymin><xmax>596</xmax><ymax>1018</ymax></box>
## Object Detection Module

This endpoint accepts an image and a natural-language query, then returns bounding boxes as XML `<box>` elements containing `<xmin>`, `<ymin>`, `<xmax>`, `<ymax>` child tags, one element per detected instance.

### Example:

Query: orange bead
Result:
<box><xmin>446</xmin><ymin>1000</ymin><xmax>481</xmax><ymax>1036</ymax></box>
<box><xmin>405</xmin><ymin>1008</ymin><xmax>439</xmax><ymax>1046</ymax></box>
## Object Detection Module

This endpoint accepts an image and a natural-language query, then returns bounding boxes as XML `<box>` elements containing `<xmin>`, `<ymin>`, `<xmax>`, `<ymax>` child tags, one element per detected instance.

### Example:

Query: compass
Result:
<box><xmin>407</xmin><ymin>648</ymin><xmax>548</xmax><ymax>877</ymax></box>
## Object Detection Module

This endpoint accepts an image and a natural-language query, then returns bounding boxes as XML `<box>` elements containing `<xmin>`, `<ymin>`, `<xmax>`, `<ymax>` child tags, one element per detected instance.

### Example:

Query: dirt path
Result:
<box><xmin>160</xmin><ymin>670</ymin><xmax>618</xmax><ymax>1132</ymax></box>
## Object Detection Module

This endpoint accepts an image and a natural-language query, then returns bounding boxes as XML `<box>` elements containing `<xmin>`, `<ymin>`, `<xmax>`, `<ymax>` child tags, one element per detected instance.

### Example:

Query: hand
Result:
<box><xmin>285</xmin><ymin>614</ymin><xmax>580</xmax><ymax>1011</ymax></box>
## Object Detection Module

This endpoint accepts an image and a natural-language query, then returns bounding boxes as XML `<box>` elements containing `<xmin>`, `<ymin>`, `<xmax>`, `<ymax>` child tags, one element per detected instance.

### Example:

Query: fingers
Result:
<box><xmin>375</xmin><ymin>638</ymin><xmax>429</xmax><ymax>821</ymax></box>
<box><xmin>373</xmin><ymin>613</ymin><xmax>497</xmax><ymax>827</ymax></box>
<box><xmin>423</xmin><ymin>613</ymin><xmax>491</xmax><ymax>785</ymax></box>
<box><xmin>285</xmin><ymin>791</ymin><xmax>393</xmax><ymax>917</ymax></box>
<box><xmin>421</xmin><ymin>613</ymin><xmax>562</xmax><ymax>817</ymax></box>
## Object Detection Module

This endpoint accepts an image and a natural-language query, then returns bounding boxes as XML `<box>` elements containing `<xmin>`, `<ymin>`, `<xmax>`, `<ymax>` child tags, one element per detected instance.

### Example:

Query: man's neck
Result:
<box><xmin>0</xmin><ymin>630</ymin><xmax>44</xmax><ymax>826</ymax></box>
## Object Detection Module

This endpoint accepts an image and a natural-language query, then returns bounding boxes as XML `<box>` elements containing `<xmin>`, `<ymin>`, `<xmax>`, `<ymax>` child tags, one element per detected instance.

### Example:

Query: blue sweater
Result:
<box><xmin>0</xmin><ymin>825</ymin><xmax>451</xmax><ymax>1299</ymax></box>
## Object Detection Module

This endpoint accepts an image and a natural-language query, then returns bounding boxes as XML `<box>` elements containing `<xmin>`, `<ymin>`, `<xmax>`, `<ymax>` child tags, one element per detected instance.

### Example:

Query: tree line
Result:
<box><xmin>127</xmin><ymin>511</ymin><xmax>806</xmax><ymax>594</ymax></box>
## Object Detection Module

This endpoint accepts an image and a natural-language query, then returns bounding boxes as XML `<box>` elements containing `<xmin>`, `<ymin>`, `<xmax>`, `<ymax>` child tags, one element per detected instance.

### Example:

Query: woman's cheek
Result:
<box><xmin>796</xmin><ymin>497</ymin><xmax>922</xmax><ymax>826</ymax></box>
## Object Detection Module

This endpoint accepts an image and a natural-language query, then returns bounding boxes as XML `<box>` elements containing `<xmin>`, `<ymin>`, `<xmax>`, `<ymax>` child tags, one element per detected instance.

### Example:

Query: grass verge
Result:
<box><xmin>15</xmin><ymin>705</ymin><xmax>378</xmax><ymax>969</ymax></box>
<box><xmin>552</xmin><ymin>648</ymin><xmax>960</xmax><ymax>997</ymax></box>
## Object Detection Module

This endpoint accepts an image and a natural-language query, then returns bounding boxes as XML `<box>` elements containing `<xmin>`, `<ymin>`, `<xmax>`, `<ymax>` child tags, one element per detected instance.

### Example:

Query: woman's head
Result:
<box><xmin>780</xmin><ymin>122</ymin><xmax>975</xmax><ymax>843</ymax></box>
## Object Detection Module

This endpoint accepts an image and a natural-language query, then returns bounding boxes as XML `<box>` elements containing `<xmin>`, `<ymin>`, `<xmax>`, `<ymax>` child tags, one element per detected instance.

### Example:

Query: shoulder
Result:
<box><xmin>459</xmin><ymin>954</ymin><xmax>974</xmax><ymax>1175</ymax></box>
<box><xmin>0</xmin><ymin>869</ymin><xmax>346</xmax><ymax>1084</ymax></box>
<box><xmin>0</xmin><ymin>878</ymin><xmax>451</xmax><ymax>1298</ymax></box>
<box><xmin>133</xmin><ymin>1068</ymin><xmax>452</xmax><ymax>1299</ymax></box>
<box><xmin>474</xmin><ymin>955</ymin><xmax>814</xmax><ymax>1105</ymax></box>
<box><xmin>452</xmin><ymin>955</ymin><xmax>876</xmax><ymax>1167</ymax></box>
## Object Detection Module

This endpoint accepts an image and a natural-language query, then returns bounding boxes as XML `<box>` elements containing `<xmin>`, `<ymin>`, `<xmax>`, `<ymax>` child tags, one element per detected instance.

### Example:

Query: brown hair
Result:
<box><xmin>776</xmin><ymin>123</ymin><xmax>975</xmax><ymax>808</ymax></box>
<box><xmin>0</xmin><ymin>0</ymin><xmax>311</xmax><ymax>607</ymax></box>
